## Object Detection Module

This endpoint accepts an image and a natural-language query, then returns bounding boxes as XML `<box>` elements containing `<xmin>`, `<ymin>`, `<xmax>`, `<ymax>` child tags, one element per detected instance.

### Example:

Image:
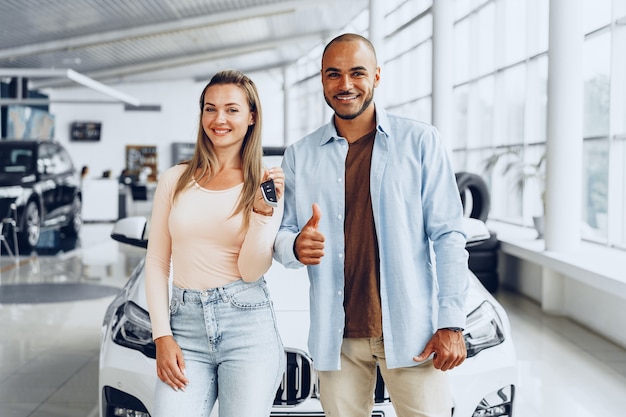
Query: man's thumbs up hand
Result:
<box><xmin>305</xmin><ymin>203</ymin><xmax>322</xmax><ymax>230</ymax></box>
<box><xmin>295</xmin><ymin>203</ymin><xmax>325</xmax><ymax>265</ymax></box>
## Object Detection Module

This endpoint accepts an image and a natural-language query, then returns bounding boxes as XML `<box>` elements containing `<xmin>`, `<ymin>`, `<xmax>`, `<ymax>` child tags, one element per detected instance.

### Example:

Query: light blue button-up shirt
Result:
<box><xmin>273</xmin><ymin>106</ymin><xmax>469</xmax><ymax>371</ymax></box>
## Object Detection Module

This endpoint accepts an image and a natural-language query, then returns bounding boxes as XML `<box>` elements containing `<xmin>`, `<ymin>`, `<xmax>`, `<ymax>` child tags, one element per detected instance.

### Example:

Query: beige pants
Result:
<box><xmin>318</xmin><ymin>337</ymin><xmax>453</xmax><ymax>417</ymax></box>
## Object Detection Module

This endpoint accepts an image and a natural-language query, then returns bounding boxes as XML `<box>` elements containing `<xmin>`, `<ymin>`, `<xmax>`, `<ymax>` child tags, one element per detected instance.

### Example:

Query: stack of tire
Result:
<box><xmin>455</xmin><ymin>172</ymin><xmax>500</xmax><ymax>293</ymax></box>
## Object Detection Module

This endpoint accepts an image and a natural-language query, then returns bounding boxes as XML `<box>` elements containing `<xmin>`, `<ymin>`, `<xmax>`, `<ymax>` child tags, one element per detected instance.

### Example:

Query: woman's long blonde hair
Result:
<box><xmin>172</xmin><ymin>69</ymin><xmax>264</xmax><ymax>227</ymax></box>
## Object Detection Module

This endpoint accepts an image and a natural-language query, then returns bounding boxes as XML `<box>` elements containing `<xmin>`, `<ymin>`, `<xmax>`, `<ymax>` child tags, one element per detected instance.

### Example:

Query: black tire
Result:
<box><xmin>468</xmin><ymin>251</ymin><xmax>498</xmax><ymax>273</ymax></box>
<box><xmin>18</xmin><ymin>200</ymin><xmax>41</xmax><ymax>250</ymax></box>
<box><xmin>61</xmin><ymin>195</ymin><xmax>82</xmax><ymax>236</ymax></box>
<box><xmin>474</xmin><ymin>271</ymin><xmax>499</xmax><ymax>293</ymax></box>
<box><xmin>455</xmin><ymin>172</ymin><xmax>491</xmax><ymax>221</ymax></box>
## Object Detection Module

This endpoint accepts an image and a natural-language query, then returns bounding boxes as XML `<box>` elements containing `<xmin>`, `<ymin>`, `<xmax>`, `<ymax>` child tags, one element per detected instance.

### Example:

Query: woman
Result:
<box><xmin>145</xmin><ymin>69</ymin><xmax>285</xmax><ymax>417</ymax></box>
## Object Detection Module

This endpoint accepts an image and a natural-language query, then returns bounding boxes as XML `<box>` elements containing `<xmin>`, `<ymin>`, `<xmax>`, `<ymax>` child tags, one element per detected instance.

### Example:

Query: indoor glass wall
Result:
<box><xmin>284</xmin><ymin>0</ymin><xmax>626</xmax><ymax>250</ymax></box>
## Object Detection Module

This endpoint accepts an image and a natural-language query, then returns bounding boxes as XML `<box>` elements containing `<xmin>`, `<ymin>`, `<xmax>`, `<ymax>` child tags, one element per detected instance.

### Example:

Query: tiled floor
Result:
<box><xmin>496</xmin><ymin>290</ymin><xmax>626</xmax><ymax>416</ymax></box>
<box><xmin>0</xmin><ymin>223</ymin><xmax>144</xmax><ymax>417</ymax></box>
<box><xmin>1</xmin><ymin>223</ymin><xmax>626</xmax><ymax>417</ymax></box>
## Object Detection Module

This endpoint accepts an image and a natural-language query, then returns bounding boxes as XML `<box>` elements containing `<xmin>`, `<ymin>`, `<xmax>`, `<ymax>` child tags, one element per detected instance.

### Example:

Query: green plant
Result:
<box><xmin>482</xmin><ymin>147</ymin><xmax>546</xmax><ymax>208</ymax></box>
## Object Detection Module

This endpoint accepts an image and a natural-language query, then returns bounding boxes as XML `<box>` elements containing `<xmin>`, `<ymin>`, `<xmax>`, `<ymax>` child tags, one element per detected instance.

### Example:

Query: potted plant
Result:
<box><xmin>482</xmin><ymin>147</ymin><xmax>546</xmax><ymax>238</ymax></box>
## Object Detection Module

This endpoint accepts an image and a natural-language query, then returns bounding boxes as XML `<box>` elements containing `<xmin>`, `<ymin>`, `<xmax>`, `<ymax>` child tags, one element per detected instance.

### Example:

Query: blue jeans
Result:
<box><xmin>154</xmin><ymin>278</ymin><xmax>285</xmax><ymax>417</ymax></box>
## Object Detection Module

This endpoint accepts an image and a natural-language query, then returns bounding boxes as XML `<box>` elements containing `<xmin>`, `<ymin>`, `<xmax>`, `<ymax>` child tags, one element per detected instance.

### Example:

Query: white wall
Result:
<box><xmin>499</xmin><ymin>254</ymin><xmax>626</xmax><ymax>349</ymax></box>
<box><xmin>564</xmin><ymin>280</ymin><xmax>626</xmax><ymax>349</ymax></box>
<box><xmin>47</xmin><ymin>71</ymin><xmax>285</xmax><ymax>181</ymax></box>
<box><xmin>499</xmin><ymin>253</ymin><xmax>543</xmax><ymax>301</ymax></box>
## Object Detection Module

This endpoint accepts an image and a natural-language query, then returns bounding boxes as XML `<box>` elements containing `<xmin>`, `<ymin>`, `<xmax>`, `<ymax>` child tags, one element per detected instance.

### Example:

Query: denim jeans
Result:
<box><xmin>153</xmin><ymin>278</ymin><xmax>285</xmax><ymax>417</ymax></box>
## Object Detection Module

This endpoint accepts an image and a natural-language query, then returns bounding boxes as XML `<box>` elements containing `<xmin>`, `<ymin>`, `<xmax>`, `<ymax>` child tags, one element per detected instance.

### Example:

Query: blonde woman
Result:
<box><xmin>145</xmin><ymin>69</ymin><xmax>285</xmax><ymax>417</ymax></box>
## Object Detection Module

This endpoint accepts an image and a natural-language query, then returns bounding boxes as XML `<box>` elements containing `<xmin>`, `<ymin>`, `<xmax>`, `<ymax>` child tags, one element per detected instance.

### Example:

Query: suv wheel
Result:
<box><xmin>19</xmin><ymin>201</ymin><xmax>41</xmax><ymax>249</ymax></box>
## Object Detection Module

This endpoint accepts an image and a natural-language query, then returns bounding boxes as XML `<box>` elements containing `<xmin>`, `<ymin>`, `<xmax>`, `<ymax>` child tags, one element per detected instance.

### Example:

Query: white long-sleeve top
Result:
<box><xmin>145</xmin><ymin>164</ymin><xmax>283</xmax><ymax>340</ymax></box>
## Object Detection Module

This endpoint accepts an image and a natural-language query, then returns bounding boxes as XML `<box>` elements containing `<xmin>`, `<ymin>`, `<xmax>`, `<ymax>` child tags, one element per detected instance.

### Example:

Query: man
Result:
<box><xmin>273</xmin><ymin>33</ymin><xmax>469</xmax><ymax>417</ymax></box>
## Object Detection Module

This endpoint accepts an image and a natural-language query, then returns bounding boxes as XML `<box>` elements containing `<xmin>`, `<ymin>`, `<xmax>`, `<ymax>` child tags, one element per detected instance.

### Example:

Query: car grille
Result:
<box><xmin>273</xmin><ymin>349</ymin><xmax>391</xmax><ymax>408</ymax></box>
<box><xmin>374</xmin><ymin>366</ymin><xmax>390</xmax><ymax>404</ymax></box>
<box><xmin>274</xmin><ymin>348</ymin><xmax>315</xmax><ymax>406</ymax></box>
<box><xmin>271</xmin><ymin>414</ymin><xmax>385</xmax><ymax>417</ymax></box>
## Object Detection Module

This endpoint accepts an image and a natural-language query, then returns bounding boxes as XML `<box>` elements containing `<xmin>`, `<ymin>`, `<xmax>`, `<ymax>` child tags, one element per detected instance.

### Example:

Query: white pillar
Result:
<box><xmin>282</xmin><ymin>67</ymin><xmax>289</xmax><ymax>147</ymax></box>
<box><xmin>432</xmin><ymin>0</ymin><xmax>454</xmax><ymax>154</ymax></box>
<box><xmin>369</xmin><ymin>0</ymin><xmax>386</xmax><ymax>106</ymax></box>
<box><xmin>545</xmin><ymin>0</ymin><xmax>583</xmax><ymax>251</ymax></box>
<box><xmin>542</xmin><ymin>0</ymin><xmax>584</xmax><ymax>313</ymax></box>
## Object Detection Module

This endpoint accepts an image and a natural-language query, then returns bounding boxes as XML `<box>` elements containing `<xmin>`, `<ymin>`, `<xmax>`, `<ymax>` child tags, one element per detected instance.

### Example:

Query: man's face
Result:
<box><xmin>321</xmin><ymin>40</ymin><xmax>380</xmax><ymax>120</ymax></box>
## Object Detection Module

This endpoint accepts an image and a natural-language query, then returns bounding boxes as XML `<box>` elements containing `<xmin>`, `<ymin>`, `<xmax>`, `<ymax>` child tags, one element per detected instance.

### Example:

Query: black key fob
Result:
<box><xmin>260</xmin><ymin>178</ymin><xmax>278</xmax><ymax>207</ymax></box>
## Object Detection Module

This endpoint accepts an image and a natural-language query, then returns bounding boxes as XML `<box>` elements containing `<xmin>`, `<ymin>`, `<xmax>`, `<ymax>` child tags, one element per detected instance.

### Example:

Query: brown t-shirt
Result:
<box><xmin>343</xmin><ymin>129</ymin><xmax>382</xmax><ymax>338</ymax></box>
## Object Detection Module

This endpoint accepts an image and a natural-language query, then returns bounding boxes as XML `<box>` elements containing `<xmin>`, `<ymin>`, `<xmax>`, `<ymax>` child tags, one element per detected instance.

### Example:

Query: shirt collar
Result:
<box><xmin>318</xmin><ymin>104</ymin><xmax>390</xmax><ymax>147</ymax></box>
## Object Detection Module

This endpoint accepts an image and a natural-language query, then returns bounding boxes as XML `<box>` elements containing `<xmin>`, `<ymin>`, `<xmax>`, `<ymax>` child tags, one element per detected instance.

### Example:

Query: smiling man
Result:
<box><xmin>274</xmin><ymin>33</ymin><xmax>470</xmax><ymax>417</ymax></box>
<box><xmin>321</xmin><ymin>36</ymin><xmax>378</xmax><ymax>124</ymax></box>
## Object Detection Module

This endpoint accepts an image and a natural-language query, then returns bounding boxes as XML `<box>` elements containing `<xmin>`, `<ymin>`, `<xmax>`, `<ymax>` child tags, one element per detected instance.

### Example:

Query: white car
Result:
<box><xmin>99</xmin><ymin>150</ymin><xmax>516</xmax><ymax>417</ymax></box>
<box><xmin>99</xmin><ymin>216</ymin><xmax>516</xmax><ymax>417</ymax></box>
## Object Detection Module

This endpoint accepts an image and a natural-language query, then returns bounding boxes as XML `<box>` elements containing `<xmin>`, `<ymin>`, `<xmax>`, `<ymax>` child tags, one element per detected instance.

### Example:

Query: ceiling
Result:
<box><xmin>0</xmin><ymin>0</ymin><xmax>368</xmax><ymax>91</ymax></box>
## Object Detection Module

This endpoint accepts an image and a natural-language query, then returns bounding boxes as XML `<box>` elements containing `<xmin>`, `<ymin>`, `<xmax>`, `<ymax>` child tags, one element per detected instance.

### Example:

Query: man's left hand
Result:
<box><xmin>413</xmin><ymin>329</ymin><xmax>467</xmax><ymax>371</ymax></box>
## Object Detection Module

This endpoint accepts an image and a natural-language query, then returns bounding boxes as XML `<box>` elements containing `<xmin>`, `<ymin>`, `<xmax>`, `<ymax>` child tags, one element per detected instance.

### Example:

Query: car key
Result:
<box><xmin>260</xmin><ymin>178</ymin><xmax>278</xmax><ymax>207</ymax></box>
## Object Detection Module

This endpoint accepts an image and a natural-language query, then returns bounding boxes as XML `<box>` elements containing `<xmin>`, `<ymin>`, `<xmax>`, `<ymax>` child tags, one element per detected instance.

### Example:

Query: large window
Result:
<box><xmin>611</xmin><ymin>7</ymin><xmax>626</xmax><ymax>246</ymax></box>
<box><xmin>384</xmin><ymin>2</ymin><xmax>432</xmax><ymax>122</ymax></box>
<box><xmin>453</xmin><ymin>0</ymin><xmax>547</xmax><ymax>226</ymax></box>
<box><xmin>450</xmin><ymin>0</ymin><xmax>625</xmax><ymax>249</ymax></box>
<box><xmin>582</xmin><ymin>31</ymin><xmax>610</xmax><ymax>241</ymax></box>
<box><xmin>284</xmin><ymin>0</ymin><xmax>626</xmax><ymax>249</ymax></box>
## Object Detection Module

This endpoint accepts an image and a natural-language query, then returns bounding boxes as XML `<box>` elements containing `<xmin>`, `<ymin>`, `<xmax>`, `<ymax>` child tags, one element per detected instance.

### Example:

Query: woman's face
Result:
<box><xmin>201</xmin><ymin>83</ymin><xmax>254</xmax><ymax>152</ymax></box>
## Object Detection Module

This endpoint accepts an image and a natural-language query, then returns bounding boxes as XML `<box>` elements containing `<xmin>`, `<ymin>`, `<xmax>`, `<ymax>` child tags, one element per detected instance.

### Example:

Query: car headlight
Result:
<box><xmin>464</xmin><ymin>301</ymin><xmax>505</xmax><ymax>358</ymax></box>
<box><xmin>111</xmin><ymin>301</ymin><xmax>156</xmax><ymax>359</ymax></box>
<box><xmin>0</xmin><ymin>186</ymin><xmax>22</xmax><ymax>198</ymax></box>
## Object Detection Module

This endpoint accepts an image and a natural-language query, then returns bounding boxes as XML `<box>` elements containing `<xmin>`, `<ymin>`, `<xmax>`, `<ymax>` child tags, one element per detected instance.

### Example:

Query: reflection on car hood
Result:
<box><xmin>124</xmin><ymin>263</ymin><xmax>150</xmax><ymax>311</ymax></box>
<box><xmin>466</xmin><ymin>272</ymin><xmax>496</xmax><ymax>312</ymax></box>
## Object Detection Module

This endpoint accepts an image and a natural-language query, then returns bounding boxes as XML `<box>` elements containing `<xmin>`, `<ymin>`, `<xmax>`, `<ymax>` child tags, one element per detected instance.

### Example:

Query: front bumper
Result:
<box><xmin>450</xmin><ymin>337</ymin><xmax>517</xmax><ymax>417</ymax></box>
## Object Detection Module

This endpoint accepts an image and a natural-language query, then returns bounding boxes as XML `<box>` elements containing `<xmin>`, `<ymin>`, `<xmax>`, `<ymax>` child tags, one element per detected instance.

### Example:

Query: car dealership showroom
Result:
<box><xmin>1</xmin><ymin>1</ymin><xmax>626</xmax><ymax>416</ymax></box>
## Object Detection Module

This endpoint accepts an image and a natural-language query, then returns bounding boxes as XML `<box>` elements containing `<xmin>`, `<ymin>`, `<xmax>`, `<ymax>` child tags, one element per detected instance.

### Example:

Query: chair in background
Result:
<box><xmin>1</xmin><ymin>203</ymin><xmax>20</xmax><ymax>262</ymax></box>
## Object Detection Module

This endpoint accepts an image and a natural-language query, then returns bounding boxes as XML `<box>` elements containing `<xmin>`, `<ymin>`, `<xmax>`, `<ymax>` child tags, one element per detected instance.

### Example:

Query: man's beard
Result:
<box><xmin>325</xmin><ymin>90</ymin><xmax>374</xmax><ymax>120</ymax></box>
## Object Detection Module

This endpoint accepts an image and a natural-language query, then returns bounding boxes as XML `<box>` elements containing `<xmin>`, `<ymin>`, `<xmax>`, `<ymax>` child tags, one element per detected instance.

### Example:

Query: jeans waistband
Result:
<box><xmin>172</xmin><ymin>278</ymin><xmax>265</xmax><ymax>304</ymax></box>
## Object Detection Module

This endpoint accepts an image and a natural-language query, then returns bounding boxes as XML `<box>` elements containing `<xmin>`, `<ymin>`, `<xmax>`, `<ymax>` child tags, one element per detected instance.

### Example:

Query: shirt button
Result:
<box><xmin>338</xmin><ymin>290</ymin><xmax>343</xmax><ymax>296</ymax></box>
<box><xmin>337</xmin><ymin>214</ymin><xmax>343</xmax><ymax>220</ymax></box>
<box><xmin>338</xmin><ymin>328</ymin><xmax>343</xmax><ymax>333</ymax></box>
<box><xmin>337</xmin><ymin>178</ymin><xmax>343</xmax><ymax>183</ymax></box>
<box><xmin>338</xmin><ymin>253</ymin><xmax>343</xmax><ymax>258</ymax></box>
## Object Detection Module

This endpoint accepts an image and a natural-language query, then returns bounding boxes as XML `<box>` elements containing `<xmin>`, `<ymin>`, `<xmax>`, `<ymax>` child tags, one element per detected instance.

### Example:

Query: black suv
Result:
<box><xmin>0</xmin><ymin>140</ymin><xmax>82</xmax><ymax>250</ymax></box>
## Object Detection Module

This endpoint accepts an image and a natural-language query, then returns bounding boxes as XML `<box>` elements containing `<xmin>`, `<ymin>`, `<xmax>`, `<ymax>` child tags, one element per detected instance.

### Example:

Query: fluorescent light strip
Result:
<box><xmin>66</xmin><ymin>69</ymin><xmax>141</xmax><ymax>106</ymax></box>
<box><xmin>0</xmin><ymin>68</ymin><xmax>141</xmax><ymax>107</ymax></box>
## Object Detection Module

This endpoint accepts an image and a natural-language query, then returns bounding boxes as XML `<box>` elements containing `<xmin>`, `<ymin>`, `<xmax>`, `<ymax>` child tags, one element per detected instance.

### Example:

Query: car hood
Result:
<box><xmin>465</xmin><ymin>272</ymin><xmax>499</xmax><ymax>313</ymax></box>
<box><xmin>121</xmin><ymin>260</ymin><xmax>497</xmax><ymax>353</ymax></box>
<box><xmin>119</xmin><ymin>260</ymin><xmax>313</xmax><ymax>352</ymax></box>
<box><xmin>265</xmin><ymin>262</ymin><xmax>311</xmax><ymax>351</ymax></box>
<box><xmin>122</xmin><ymin>261</ymin><xmax>312</xmax><ymax>314</ymax></box>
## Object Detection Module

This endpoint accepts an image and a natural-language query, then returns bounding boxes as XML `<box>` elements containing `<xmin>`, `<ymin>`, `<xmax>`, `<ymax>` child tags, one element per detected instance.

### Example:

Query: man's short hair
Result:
<box><xmin>322</xmin><ymin>33</ymin><xmax>378</xmax><ymax>64</ymax></box>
